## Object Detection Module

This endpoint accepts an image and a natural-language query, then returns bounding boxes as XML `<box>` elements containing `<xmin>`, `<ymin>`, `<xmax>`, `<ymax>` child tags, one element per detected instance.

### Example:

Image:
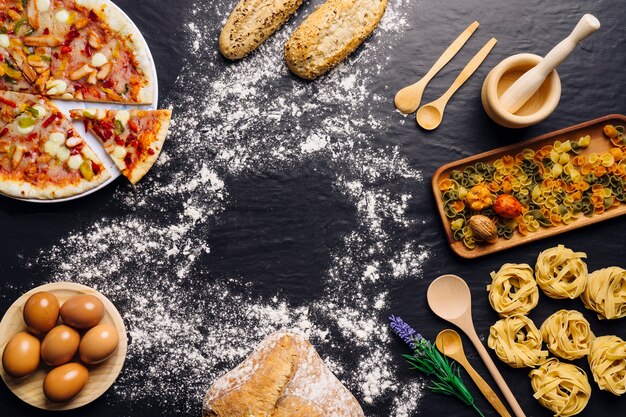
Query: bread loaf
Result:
<box><xmin>219</xmin><ymin>0</ymin><xmax>305</xmax><ymax>60</ymax></box>
<box><xmin>203</xmin><ymin>332</ymin><xmax>364</xmax><ymax>417</ymax></box>
<box><xmin>284</xmin><ymin>0</ymin><xmax>387</xmax><ymax>80</ymax></box>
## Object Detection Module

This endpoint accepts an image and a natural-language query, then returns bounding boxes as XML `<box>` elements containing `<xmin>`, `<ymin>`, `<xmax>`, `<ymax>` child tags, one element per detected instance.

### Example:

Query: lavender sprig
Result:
<box><xmin>389</xmin><ymin>315</ymin><xmax>422</xmax><ymax>350</ymax></box>
<box><xmin>389</xmin><ymin>315</ymin><xmax>485</xmax><ymax>417</ymax></box>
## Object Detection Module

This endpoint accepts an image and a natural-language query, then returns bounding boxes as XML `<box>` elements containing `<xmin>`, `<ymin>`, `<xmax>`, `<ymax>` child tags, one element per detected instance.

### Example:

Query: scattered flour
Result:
<box><xmin>11</xmin><ymin>0</ymin><xmax>430</xmax><ymax>415</ymax></box>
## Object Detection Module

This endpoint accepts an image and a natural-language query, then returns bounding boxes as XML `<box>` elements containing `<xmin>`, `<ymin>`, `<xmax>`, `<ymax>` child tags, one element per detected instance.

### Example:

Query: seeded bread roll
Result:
<box><xmin>284</xmin><ymin>0</ymin><xmax>387</xmax><ymax>80</ymax></box>
<box><xmin>219</xmin><ymin>0</ymin><xmax>305</xmax><ymax>60</ymax></box>
<box><xmin>203</xmin><ymin>332</ymin><xmax>364</xmax><ymax>417</ymax></box>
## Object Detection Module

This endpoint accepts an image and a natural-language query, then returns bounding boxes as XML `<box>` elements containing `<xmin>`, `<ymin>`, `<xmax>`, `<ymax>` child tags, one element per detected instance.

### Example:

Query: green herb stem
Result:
<box><xmin>403</xmin><ymin>339</ymin><xmax>485</xmax><ymax>417</ymax></box>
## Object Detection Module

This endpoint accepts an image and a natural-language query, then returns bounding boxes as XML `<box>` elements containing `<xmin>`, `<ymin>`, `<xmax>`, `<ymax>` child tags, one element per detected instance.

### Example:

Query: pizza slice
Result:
<box><xmin>1</xmin><ymin>0</ymin><xmax>101</xmax><ymax>92</ymax></box>
<box><xmin>70</xmin><ymin>108</ymin><xmax>170</xmax><ymax>184</ymax></box>
<box><xmin>0</xmin><ymin>90</ymin><xmax>111</xmax><ymax>199</ymax></box>
<box><xmin>2</xmin><ymin>0</ymin><xmax>153</xmax><ymax>103</ymax></box>
<box><xmin>21</xmin><ymin>0</ymin><xmax>153</xmax><ymax>103</ymax></box>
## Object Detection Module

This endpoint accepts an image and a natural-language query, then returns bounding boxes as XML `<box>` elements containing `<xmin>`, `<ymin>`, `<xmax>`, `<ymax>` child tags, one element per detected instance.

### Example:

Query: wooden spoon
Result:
<box><xmin>436</xmin><ymin>329</ymin><xmax>512</xmax><ymax>417</ymax></box>
<box><xmin>427</xmin><ymin>275</ymin><xmax>526</xmax><ymax>417</ymax></box>
<box><xmin>416</xmin><ymin>38</ymin><xmax>497</xmax><ymax>130</ymax></box>
<box><xmin>394</xmin><ymin>21</ymin><xmax>479</xmax><ymax>114</ymax></box>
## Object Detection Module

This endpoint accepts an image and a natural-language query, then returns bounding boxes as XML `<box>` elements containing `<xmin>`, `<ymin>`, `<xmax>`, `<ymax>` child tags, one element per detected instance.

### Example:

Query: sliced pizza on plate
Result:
<box><xmin>0</xmin><ymin>1</ymin><xmax>169</xmax><ymax>200</ymax></box>
<box><xmin>70</xmin><ymin>108</ymin><xmax>171</xmax><ymax>184</ymax></box>
<box><xmin>0</xmin><ymin>90</ymin><xmax>110</xmax><ymax>198</ymax></box>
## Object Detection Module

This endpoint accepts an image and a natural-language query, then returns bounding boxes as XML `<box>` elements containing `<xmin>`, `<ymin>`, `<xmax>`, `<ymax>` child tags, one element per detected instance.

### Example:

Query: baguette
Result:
<box><xmin>284</xmin><ymin>0</ymin><xmax>387</xmax><ymax>80</ymax></box>
<box><xmin>219</xmin><ymin>0</ymin><xmax>305</xmax><ymax>60</ymax></box>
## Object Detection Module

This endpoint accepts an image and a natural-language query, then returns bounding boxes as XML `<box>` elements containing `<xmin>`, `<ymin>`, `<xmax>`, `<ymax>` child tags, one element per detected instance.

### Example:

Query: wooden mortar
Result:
<box><xmin>481</xmin><ymin>54</ymin><xmax>561</xmax><ymax>128</ymax></box>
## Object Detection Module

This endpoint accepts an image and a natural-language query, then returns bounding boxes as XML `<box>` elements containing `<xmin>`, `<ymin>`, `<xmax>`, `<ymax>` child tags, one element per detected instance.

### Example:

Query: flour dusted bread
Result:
<box><xmin>284</xmin><ymin>0</ymin><xmax>387</xmax><ymax>79</ymax></box>
<box><xmin>203</xmin><ymin>332</ymin><xmax>364</xmax><ymax>417</ymax></box>
<box><xmin>219</xmin><ymin>0</ymin><xmax>306</xmax><ymax>60</ymax></box>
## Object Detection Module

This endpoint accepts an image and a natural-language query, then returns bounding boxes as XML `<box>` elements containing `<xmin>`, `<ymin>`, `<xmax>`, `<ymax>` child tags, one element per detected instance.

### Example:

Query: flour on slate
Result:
<box><xmin>26</xmin><ymin>0</ymin><xmax>428</xmax><ymax>415</ymax></box>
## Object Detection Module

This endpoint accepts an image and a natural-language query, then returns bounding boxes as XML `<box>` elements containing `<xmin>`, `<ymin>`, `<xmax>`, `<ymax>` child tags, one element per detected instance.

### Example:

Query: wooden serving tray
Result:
<box><xmin>432</xmin><ymin>114</ymin><xmax>626</xmax><ymax>259</ymax></box>
<box><xmin>0</xmin><ymin>282</ymin><xmax>127</xmax><ymax>410</ymax></box>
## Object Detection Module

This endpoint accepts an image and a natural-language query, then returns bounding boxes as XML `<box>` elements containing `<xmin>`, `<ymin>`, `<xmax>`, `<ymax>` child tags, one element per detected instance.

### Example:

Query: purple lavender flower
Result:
<box><xmin>389</xmin><ymin>315</ymin><xmax>422</xmax><ymax>350</ymax></box>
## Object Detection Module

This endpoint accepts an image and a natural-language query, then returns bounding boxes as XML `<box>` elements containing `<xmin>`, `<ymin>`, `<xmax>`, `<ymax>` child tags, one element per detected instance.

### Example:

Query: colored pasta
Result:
<box><xmin>540</xmin><ymin>310</ymin><xmax>594</xmax><ymax>360</ymax></box>
<box><xmin>487</xmin><ymin>263</ymin><xmax>538</xmax><ymax>317</ymax></box>
<box><xmin>439</xmin><ymin>126</ymin><xmax>626</xmax><ymax>249</ymax></box>
<box><xmin>588</xmin><ymin>335</ymin><xmax>626</xmax><ymax>396</ymax></box>
<box><xmin>581</xmin><ymin>267</ymin><xmax>626</xmax><ymax>319</ymax></box>
<box><xmin>488</xmin><ymin>315</ymin><xmax>548</xmax><ymax>368</ymax></box>
<box><xmin>535</xmin><ymin>245</ymin><xmax>588</xmax><ymax>299</ymax></box>
<box><xmin>529</xmin><ymin>358</ymin><xmax>591</xmax><ymax>417</ymax></box>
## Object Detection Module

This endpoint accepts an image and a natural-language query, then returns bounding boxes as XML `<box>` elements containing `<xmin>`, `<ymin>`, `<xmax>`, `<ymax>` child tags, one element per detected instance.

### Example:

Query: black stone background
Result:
<box><xmin>1</xmin><ymin>0</ymin><xmax>625</xmax><ymax>416</ymax></box>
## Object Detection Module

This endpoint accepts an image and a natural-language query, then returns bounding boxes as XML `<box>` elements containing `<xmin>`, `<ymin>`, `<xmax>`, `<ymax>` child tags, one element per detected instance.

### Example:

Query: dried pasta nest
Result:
<box><xmin>540</xmin><ymin>310</ymin><xmax>594</xmax><ymax>360</ymax></box>
<box><xmin>487</xmin><ymin>263</ymin><xmax>538</xmax><ymax>317</ymax></box>
<box><xmin>488</xmin><ymin>315</ymin><xmax>548</xmax><ymax>368</ymax></box>
<box><xmin>588</xmin><ymin>335</ymin><xmax>626</xmax><ymax>396</ymax></box>
<box><xmin>535</xmin><ymin>245</ymin><xmax>588</xmax><ymax>299</ymax></box>
<box><xmin>529</xmin><ymin>358</ymin><xmax>591</xmax><ymax>417</ymax></box>
<box><xmin>581</xmin><ymin>267</ymin><xmax>626</xmax><ymax>320</ymax></box>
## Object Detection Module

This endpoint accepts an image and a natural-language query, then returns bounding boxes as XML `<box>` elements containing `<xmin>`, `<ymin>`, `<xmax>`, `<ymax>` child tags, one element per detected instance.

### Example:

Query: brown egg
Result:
<box><xmin>23</xmin><ymin>291</ymin><xmax>60</xmax><ymax>334</ymax></box>
<box><xmin>41</xmin><ymin>325</ymin><xmax>80</xmax><ymax>366</ymax></box>
<box><xmin>79</xmin><ymin>324</ymin><xmax>119</xmax><ymax>364</ymax></box>
<box><xmin>2</xmin><ymin>332</ymin><xmax>41</xmax><ymax>378</ymax></box>
<box><xmin>43</xmin><ymin>363</ymin><xmax>89</xmax><ymax>403</ymax></box>
<box><xmin>60</xmin><ymin>294</ymin><xmax>105</xmax><ymax>329</ymax></box>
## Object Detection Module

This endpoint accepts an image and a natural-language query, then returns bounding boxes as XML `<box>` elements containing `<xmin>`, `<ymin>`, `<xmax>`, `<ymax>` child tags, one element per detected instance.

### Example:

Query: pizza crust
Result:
<box><xmin>75</xmin><ymin>0</ymin><xmax>129</xmax><ymax>32</ymax></box>
<box><xmin>115</xmin><ymin>23</ymin><xmax>156</xmax><ymax>104</ymax></box>
<box><xmin>0</xmin><ymin>170</ymin><xmax>111</xmax><ymax>200</ymax></box>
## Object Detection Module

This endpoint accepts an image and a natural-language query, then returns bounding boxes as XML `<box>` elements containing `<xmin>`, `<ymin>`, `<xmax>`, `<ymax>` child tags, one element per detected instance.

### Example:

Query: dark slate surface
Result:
<box><xmin>1</xmin><ymin>0</ymin><xmax>625</xmax><ymax>416</ymax></box>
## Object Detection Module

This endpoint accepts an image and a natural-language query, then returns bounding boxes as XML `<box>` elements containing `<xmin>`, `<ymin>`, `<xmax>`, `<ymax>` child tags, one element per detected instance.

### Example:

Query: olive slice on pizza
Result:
<box><xmin>71</xmin><ymin>108</ymin><xmax>170</xmax><ymax>184</ymax></box>
<box><xmin>0</xmin><ymin>91</ymin><xmax>111</xmax><ymax>199</ymax></box>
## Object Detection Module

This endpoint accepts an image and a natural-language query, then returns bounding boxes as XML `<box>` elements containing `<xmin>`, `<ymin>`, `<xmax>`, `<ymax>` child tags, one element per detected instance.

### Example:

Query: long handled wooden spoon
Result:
<box><xmin>416</xmin><ymin>38</ymin><xmax>497</xmax><ymax>130</ymax></box>
<box><xmin>436</xmin><ymin>329</ymin><xmax>512</xmax><ymax>417</ymax></box>
<box><xmin>427</xmin><ymin>275</ymin><xmax>526</xmax><ymax>417</ymax></box>
<box><xmin>394</xmin><ymin>21</ymin><xmax>479</xmax><ymax>114</ymax></box>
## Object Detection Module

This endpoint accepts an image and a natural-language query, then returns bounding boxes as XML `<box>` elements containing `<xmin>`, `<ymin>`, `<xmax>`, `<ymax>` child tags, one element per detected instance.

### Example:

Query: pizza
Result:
<box><xmin>1</xmin><ymin>0</ymin><xmax>154</xmax><ymax>103</ymax></box>
<box><xmin>70</xmin><ymin>108</ymin><xmax>171</xmax><ymax>184</ymax></box>
<box><xmin>0</xmin><ymin>0</ymin><xmax>169</xmax><ymax>200</ymax></box>
<box><xmin>0</xmin><ymin>90</ymin><xmax>110</xmax><ymax>198</ymax></box>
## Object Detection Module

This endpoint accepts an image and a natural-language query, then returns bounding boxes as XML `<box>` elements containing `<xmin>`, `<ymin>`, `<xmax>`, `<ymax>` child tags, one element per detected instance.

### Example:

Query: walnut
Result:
<box><xmin>468</xmin><ymin>215</ymin><xmax>498</xmax><ymax>244</ymax></box>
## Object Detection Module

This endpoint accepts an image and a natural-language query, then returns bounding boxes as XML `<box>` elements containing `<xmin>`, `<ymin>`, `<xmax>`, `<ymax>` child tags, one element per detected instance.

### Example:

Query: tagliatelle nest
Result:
<box><xmin>588</xmin><ymin>335</ymin><xmax>626</xmax><ymax>396</ymax></box>
<box><xmin>488</xmin><ymin>315</ymin><xmax>548</xmax><ymax>368</ymax></box>
<box><xmin>535</xmin><ymin>245</ymin><xmax>588</xmax><ymax>299</ymax></box>
<box><xmin>581</xmin><ymin>267</ymin><xmax>626</xmax><ymax>320</ymax></box>
<box><xmin>540</xmin><ymin>310</ymin><xmax>594</xmax><ymax>360</ymax></box>
<box><xmin>529</xmin><ymin>358</ymin><xmax>591</xmax><ymax>417</ymax></box>
<box><xmin>487</xmin><ymin>263</ymin><xmax>538</xmax><ymax>317</ymax></box>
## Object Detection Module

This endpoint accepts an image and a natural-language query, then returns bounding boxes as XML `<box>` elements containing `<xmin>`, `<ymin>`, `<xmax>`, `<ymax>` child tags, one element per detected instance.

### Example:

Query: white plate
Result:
<box><xmin>11</xmin><ymin>0</ymin><xmax>159</xmax><ymax>204</ymax></box>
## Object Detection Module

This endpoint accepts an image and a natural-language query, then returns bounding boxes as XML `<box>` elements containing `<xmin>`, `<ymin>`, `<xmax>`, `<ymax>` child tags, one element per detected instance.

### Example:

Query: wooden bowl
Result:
<box><xmin>0</xmin><ymin>282</ymin><xmax>127</xmax><ymax>410</ymax></box>
<box><xmin>482</xmin><ymin>53</ymin><xmax>561</xmax><ymax>128</ymax></box>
